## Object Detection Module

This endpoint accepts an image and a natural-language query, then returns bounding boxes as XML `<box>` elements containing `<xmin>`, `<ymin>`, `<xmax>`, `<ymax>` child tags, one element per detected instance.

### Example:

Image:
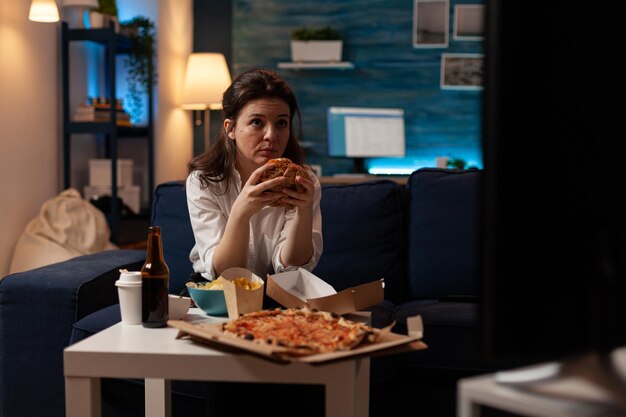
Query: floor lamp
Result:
<box><xmin>181</xmin><ymin>53</ymin><xmax>232</xmax><ymax>156</ymax></box>
<box><xmin>28</xmin><ymin>0</ymin><xmax>60</xmax><ymax>22</ymax></box>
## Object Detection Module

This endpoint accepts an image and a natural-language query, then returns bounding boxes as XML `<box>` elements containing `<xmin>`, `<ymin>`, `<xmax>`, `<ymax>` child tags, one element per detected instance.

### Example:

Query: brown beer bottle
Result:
<box><xmin>141</xmin><ymin>226</ymin><xmax>170</xmax><ymax>328</ymax></box>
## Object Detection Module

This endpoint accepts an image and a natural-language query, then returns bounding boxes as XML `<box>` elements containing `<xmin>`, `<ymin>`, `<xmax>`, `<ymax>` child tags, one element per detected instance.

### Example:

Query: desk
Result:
<box><xmin>64</xmin><ymin>309</ymin><xmax>370</xmax><ymax>417</ymax></box>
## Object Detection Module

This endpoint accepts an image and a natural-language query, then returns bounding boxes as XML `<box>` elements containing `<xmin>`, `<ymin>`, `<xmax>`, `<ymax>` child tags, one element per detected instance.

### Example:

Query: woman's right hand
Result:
<box><xmin>231</xmin><ymin>164</ymin><xmax>285</xmax><ymax>219</ymax></box>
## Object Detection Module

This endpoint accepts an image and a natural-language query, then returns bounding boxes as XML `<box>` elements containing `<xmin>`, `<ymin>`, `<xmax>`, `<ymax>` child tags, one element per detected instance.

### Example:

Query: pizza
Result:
<box><xmin>221</xmin><ymin>307</ymin><xmax>380</xmax><ymax>354</ymax></box>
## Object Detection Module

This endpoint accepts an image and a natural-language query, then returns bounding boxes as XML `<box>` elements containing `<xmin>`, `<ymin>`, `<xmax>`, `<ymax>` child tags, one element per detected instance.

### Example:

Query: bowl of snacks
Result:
<box><xmin>168</xmin><ymin>294</ymin><xmax>191</xmax><ymax>320</ymax></box>
<box><xmin>186</xmin><ymin>278</ymin><xmax>228</xmax><ymax>316</ymax></box>
<box><xmin>186</xmin><ymin>267</ymin><xmax>265</xmax><ymax>317</ymax></box>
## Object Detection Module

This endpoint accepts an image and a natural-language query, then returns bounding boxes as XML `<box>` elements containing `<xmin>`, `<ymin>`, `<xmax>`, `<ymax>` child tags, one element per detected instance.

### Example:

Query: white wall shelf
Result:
<box><xmin>277</xmin><ymin>61</ymin><xmax>355</xmax><ymax>70</ymax></box>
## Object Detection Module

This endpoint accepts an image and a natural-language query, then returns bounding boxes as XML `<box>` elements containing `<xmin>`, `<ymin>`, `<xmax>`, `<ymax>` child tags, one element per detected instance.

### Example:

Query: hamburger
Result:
<box><xmin>259</xmin><ymin>158</ymin><xmax>306</xmax><ymax>207</ymax></box>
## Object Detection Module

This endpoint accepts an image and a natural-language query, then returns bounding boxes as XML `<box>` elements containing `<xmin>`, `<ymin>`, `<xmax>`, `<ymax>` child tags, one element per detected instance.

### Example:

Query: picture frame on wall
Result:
<box><xmin>440</xmin><ymin>53</ymin><xmax>484</xmax><ymax>90</ymax></box>
<box><xmin>413</xmin><ymin>0</ymin><xmax>449</xmax><ymax>48</ymax></box>
<box><xmin>453</xmin><ymin>5</ymin><xmax>485</xmax><ymax>40</ymax></box>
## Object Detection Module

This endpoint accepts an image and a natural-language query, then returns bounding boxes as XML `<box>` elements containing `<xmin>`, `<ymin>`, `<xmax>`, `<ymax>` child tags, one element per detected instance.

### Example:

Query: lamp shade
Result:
<box><xmin>181</xmin><ymin>53</ymin><xmax>232</xmax><ymax>110</ymax></box>
<box><xmin>29</xmin><ymin>0</ymin><xmax>60</xmax><ymax>22</ymax></box>
<box><xmin>62</xmin><ymin>0</ymin><xmax>98</xmax><ymax>7</ymax></box>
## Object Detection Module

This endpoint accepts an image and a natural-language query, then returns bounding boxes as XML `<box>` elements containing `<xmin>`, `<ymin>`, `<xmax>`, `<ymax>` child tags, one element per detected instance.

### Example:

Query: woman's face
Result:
<box><xmin>225</xmin><ymin>98</ymin><xmax>291</xmax><ymax>173</ymax></box>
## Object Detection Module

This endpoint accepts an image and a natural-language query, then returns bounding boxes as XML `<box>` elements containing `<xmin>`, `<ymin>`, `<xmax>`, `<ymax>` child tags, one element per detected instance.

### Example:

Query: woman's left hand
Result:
<box><xmin>280</xmin><ymin>167</ymin><xmax>315</xmax><ymax>211</ymax></box>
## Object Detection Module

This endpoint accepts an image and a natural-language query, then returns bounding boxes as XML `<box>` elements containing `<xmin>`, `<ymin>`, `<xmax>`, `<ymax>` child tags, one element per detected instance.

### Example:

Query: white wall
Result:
<box><xmin>0</xmin><ymin>0</ymin><xmax>193</xmax><ymax>277</ymax></box>
<box><xmin>156</xmin><ymin>0</ymin><xmax>193</xmax><ymax>184</ymax></box>
<box><xmin>0</xmin><ymin>0</ymin><xmax>61</xmax><ymax>277</ymax></box>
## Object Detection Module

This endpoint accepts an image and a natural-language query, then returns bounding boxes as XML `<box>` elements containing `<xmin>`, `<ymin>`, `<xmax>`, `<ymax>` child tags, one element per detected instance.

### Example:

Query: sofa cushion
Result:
<box><xmin>364</xmin><ymin>299</ymin><xmax>396</xmax><ymax>328</ymax></box>
<box><xmin>394</xmin><ymin>323</ymin><xmax>486</xmax><ymax>372</ymax></box>
<box><xmin>393</xmin><ymin>299</ymin><xmax>477</xmax><ymax>329</ymax></box>
<box><xmin>70</xmin><ymin>303</ymin><xmax>121</xmax><ymax>345</ymax></box>
<box><xmin>406</xmin><ymin>168</ymin><xmax>480</xmax><ymax>300</ymax></box>
<box><xmin>0</xmin><ymin>250</ymin><xmax>145</xmax><ymax>417</ymax></box>
<box><xmin>151</xmin><ymin>181</ymin><xmax>196</xmax><ymax>294</ymax></box>
<box><xmin>392</xmin><ymin>300</ymin><xmax>487</xmax><ymax>371</ymax></box>
<box><xmin>312</xmin><ymin>180</ymin><xmax>407</xmax><ymax>304</ymax></box>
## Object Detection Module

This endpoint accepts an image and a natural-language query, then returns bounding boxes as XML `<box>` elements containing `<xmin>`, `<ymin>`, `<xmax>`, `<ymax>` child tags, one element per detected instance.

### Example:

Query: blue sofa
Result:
<box><xmin>0</xmin><ymin>168</ymin><xmax>485</xmax><ymax>417</ymax></box>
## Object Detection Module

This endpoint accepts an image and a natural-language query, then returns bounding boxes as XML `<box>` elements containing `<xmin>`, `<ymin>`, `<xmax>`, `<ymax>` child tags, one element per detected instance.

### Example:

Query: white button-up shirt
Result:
<box><xmin>186</xmin><ymin>169</ymin><xmax>323</xmax><ymax>280</ymax></box>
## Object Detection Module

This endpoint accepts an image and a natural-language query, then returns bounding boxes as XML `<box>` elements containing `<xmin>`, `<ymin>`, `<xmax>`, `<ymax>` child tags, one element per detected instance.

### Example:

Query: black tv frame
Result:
<box><xmin>479</xmin><ymin>0</ymin><xmax>626</xmax><ymax>371</ymax></box>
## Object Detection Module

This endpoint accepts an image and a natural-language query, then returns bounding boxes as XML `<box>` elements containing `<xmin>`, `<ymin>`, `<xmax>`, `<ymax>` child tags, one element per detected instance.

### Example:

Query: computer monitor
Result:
<box><xmin>327</xmin><ymin>107</ymin><xmax>406</xmax><ymax>173</ymax></box>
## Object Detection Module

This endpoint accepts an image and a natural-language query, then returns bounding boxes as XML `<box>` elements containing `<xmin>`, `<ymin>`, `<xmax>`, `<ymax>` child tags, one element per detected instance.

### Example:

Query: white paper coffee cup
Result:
<box><xmin>116</xmin><ymin>280</ymin><xmax>142</xmax><ymax>325</ymax></box>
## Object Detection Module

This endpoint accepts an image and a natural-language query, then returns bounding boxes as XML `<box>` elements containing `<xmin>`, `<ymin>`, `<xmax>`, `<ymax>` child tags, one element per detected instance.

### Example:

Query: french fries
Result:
<box><xmin>186</xmin><ymin>276</ymin><xmax>261</xmax><ymax>291</ymax></box>
<box><xmin>232</xmin><ymin>277</ymin><xmax>262</xmax><ymax>290</ymax></box>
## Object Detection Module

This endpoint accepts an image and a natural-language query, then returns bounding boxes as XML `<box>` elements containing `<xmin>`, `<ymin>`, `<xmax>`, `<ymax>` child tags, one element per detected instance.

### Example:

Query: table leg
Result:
<box><xmin>325</xmin><ymin>361</ymin><xmax>361</xmax><ymax>417</ymax></box>
<box><xmin>457</xmin><ymin>383</ymin><xmax>481</xmax><ymax>417</ymax></box>
<box><xmin>355</xmin><ymin>358</ymin><xmax>370</xmax><ymax>417</ymax></box>
<box><xmin>65</xmin><ymin>377</ymin><xmax>101</xmax><ymax>417</ymax></box>
<box><xmin>458</xmin><ymin>400</ymin><xmax>481</xmax><ymax>417</ymax></box>
<box><xmin>145</xmin><ymin>378</ymin><xmax>171</xmax><ymax>417</ymax></box>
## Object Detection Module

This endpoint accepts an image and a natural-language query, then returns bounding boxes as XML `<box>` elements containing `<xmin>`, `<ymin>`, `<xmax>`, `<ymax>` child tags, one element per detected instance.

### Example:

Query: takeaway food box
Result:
<box><xmin>169</xmin><ymin>268</ymin><xmax>426</xmax><ymax>363</ymax></box>
<box><xmin>266</xmin><ymin>268</ymin><xmax>385</xmax><ymax>315</ymax></box>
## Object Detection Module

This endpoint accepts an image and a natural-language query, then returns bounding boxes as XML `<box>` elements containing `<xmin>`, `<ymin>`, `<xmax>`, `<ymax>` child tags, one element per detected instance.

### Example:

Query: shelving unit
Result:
<box><xmin>277</xmin><ymin>61</ymin><xmax>355</xmax><ymax>70</ymax></box>
<box><xmin>61</xmin><ymin>21</ymin><xmax>154</xmax><ymax>244</ymax></box>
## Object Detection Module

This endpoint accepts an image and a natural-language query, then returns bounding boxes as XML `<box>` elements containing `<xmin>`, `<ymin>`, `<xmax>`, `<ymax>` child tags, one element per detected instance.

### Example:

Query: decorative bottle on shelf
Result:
<box><xmin>141</xmin><ymin>226</ymin><xmax>170</xmax><ymax>328</ymax></box>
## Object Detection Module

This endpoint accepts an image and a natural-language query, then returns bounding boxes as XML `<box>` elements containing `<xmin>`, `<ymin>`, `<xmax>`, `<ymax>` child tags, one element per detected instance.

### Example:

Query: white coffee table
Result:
<box><xmin>64</xmin><ymin>309</ymin><xmax>370</xmax><ymax>417</ymax></box>
<box><xmin>458</xmin><ymin>350</ymin><xmax>626</xmax><ymax>417</ymax></box>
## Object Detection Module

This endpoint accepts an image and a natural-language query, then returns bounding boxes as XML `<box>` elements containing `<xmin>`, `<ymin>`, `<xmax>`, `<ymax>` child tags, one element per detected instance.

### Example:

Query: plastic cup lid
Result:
<box><xmin>118</xmin><ymin>271</ymin><xmax>142</xmax><ymax>284</ymax></box>
<box><xmin>115</xmin><ymin>280</ymin><xmax>142</xmax><ymax>287</ymax></box>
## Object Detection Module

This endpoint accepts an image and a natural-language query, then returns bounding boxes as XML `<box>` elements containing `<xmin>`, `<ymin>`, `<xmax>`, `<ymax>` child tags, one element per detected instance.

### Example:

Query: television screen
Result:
<box><xmin>480</xmin><ymin>0</ymin><xmax>626</xmax><ymax>371</ymax></box>
<box><xmin>327</xmin><ymin>107</ymin><xmax>405</xmax><ymax>158</ymax></box>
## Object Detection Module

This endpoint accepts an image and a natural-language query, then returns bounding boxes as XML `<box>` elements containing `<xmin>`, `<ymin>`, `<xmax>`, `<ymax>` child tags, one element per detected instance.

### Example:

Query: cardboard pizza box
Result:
<box><xmin>169</xmin><ymin>312</ymin><xmax>426</xmax><ymax>364</ymax></box>
<box><xmin>266</xmin><ymin>268</ymin><xmax>384</xmax><ymax>315</ymax></box>
<box><xmin>221</xmin><ymin>267</ymin><xmax>264</xmax><ymax>320</ymax></box>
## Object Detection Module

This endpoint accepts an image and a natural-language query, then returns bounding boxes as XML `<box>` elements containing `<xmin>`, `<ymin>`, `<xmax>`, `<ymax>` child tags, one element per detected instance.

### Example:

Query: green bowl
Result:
<box><xmin>187</xmin><ymin>287</ymin><xmax>227</xmax><ymax>316</ymax></box>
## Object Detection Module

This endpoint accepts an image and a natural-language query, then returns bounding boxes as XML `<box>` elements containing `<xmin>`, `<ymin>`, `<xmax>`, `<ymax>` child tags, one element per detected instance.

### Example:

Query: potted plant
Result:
<box><xmin>119</xmin><ymin>16</ymin><xmax>157</xmax><ymax>123</ymax></box>
<box><xmin>290</xmin><ymin>26</ymin><xmax>343</xmax><ymax>63</ymax></box>
<box><xmin>447</xmin><ymin>157</ymin><xmax>477</xmax><ymax>169</ymax></box>
<box><xmin>89</xmin><ymin>0</ymin><xmax>118</xmax><ymax>30</ymax></box>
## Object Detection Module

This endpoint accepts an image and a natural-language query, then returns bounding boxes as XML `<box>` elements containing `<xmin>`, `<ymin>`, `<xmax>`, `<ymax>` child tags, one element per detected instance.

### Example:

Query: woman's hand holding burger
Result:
<box><xmin>258</xmin><ymin>158</ymin><xmax>315</xmax><ymax>210</ymax></box>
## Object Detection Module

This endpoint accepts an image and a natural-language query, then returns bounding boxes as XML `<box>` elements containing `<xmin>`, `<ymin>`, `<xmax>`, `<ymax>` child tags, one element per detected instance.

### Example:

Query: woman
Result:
<box><xmin>186</xmin><ymin>68</ymin><xmax>323</xmax><ymax>280</ymax></box>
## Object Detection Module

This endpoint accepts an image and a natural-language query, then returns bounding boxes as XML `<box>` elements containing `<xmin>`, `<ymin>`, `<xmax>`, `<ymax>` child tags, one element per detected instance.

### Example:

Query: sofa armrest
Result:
<box><xmin>0</xmin><ymin>249</ymin><xmax>145</xmax><ymax>417</ymax></box>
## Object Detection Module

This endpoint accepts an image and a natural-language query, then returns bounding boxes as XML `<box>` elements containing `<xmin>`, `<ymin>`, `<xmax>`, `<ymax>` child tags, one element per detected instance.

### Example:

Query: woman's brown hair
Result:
<box><xmin>187</xmin><ymin>68</ymin><xmax>305</xmax><ymax>193</ymax></box>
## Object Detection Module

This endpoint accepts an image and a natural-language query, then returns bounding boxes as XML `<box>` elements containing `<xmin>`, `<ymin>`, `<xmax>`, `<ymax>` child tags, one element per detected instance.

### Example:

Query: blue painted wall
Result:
<box><xmin>233</xmin><ymin>0</ymin><xmax>483</xmax><ymax>175</ymax></box>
